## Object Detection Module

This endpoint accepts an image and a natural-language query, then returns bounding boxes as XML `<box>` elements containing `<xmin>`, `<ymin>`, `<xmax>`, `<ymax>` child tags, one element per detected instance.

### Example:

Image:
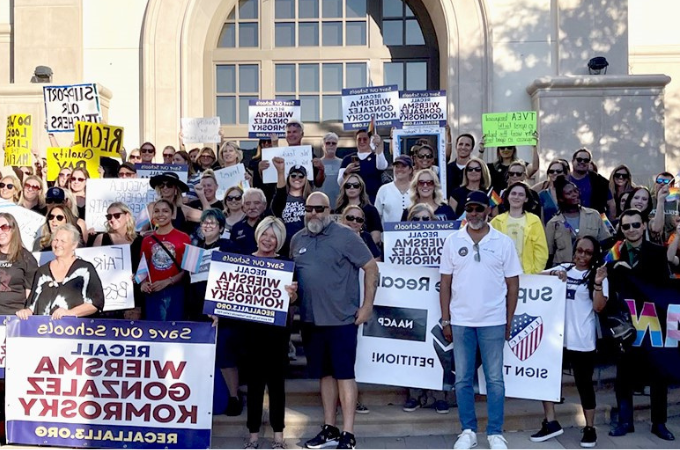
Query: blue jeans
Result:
<box><xmin>145</xmin><ymin>284</ymin><xmax>185</xmax><ymax>321</ymax></box>
<box><xmin>452</xmin><ymin>324</ymin><xmax>506</xmax><ymax>435</ymax></box>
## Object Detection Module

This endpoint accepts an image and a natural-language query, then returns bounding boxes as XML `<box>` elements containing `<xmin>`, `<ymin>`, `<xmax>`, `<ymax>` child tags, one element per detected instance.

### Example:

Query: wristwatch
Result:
<box><xmin>441</xmin><ymin>320</ymin><xmax>451</xmax><ymax>327</ymax></box>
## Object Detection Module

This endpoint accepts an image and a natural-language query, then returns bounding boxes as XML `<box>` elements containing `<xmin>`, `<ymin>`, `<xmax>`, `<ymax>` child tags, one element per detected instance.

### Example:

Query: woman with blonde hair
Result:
<box><xmin>403</xmin><ymin>168</ymin><xmax>456</xmax><ymax>221</ymax></box>
<box><xmin>62</xmin><ymin>189</ymin><xmax>88</xmax><ymax>238</ymax></box>
<box><xmin>218</xmin><ymin>141</ymin><xmax>244</xmax><ymax>167</ymax></box>
<box><xmin>67</xmin><ymin>167</ymin><xmax>89</xmax><ymax>219</ymax></box>
<box><xmin>608</xmin><ymin>164</ymin><xmax>635</xmax><ymax>216</ymax></box>
<box><xmin>19</xmin><ymin>174</ymin><xmax>46</xmax><ymax>215</ymax></box>
<box><xmin>196</xmin><ymin>147</ymin><xmax>220</xmax><ymax>173</ymax></box>
<box><xmin>0</xmin><ymin>175</ymin><xmax>21</xmax><ymax>203</ymax></box>
<box><xmin>449</xmin><ymin>158</ymin><xmax>492</xmax><ymax>217</ymax></box>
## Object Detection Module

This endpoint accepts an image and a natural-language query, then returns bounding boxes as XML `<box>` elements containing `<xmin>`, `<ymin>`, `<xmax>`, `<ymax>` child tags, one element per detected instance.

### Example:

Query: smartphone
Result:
<box><xmin>351</xmin><ymin>155</ymin><xmax>359</xmax><ymax>164</ymax></box>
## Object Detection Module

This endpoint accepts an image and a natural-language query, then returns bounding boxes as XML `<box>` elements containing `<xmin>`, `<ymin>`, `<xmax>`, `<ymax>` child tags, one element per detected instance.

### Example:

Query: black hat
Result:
<box><xmin>394</xmin><ymin>155</ymin><xmax>413</xmax><ymax>168</ymax></box>
<box><xmin>289</xmin><ymin>165</ymin><xmax>307</xmax><ymax>178</ymax></box>
<box><xmin>150</xmin><ymin>172</ymin><xmax>189</xmax><ymax>193</ymax></box>
<box><xmin>465</xmin><ymin>190</ymin><xmax>490</xmax><ymax>207</ymax></box>
<box><xmin>46</xmin><ymin>187</ymin><xmax>65</xmax><ymax>202</ymax></box>
<box><xmin>118</xmin><ymin>162</ymin><xmax>137</xmax><ymax>173</ymax></box>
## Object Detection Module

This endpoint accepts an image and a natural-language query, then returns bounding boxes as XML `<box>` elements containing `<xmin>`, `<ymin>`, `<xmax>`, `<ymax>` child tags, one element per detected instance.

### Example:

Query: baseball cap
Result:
<box><xmin>46</xmin><ymin>187</ymin><xmax>65</xmax><ymax>203</ymax></box>
<box><xmin>465</xmin><ymin>190</ymin><xmax>489</xmax><ymax>207</ymax></box>
<box><xmin>394</xmin><ymin>155</ymin><xmax>413</xmax><ymax>168</ymax></box>
<box><xmin>289</xmin><ymin>165</ymin><xmax>307</xmax><ymax>177</ymax></box>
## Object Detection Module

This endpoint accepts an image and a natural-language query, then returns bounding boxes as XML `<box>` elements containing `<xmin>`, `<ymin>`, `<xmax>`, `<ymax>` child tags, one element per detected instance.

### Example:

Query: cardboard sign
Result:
<box><xmin>398</xmin><ymin>91</ymin><xmax>447</xmax><ymax>128</ymax></box>
<box><xmin>85</xmin><ymin>178</ymin><xmax>156</xmax><ymax>232</ymax></box>
<box><xmin>383</xmin><ymin>221</ymin><xmax>460</xmax><ymax>266</ymax></box>
<box><xmin>46</xmin><ymin>146</ymin><xmax>101</xmax><ymax>181</ymax></box>
<box><xmin>5</xmin><ymin>317</ymin><xmax>216</xmax><ymax>449</ymax></box>
<box><xmin>74</xmin><ymin>121</ymin><xmax>124</xmax><ymax>157</ymax></box>
<box><xmin>4</xmin><ymin>114</ymin><xmax>33</xmax><ymax>167</ymax></box>
<box><xmin>32</xmin><ymin>245</ymin><xmax>135</xmax><ymax>311</ymax></box>
<box><xmin>213</xmin><ymin>164</ymin><xmax>247</xmax><ymax>200</ymax></box>
<box><xmin>261</xmin><ymin>146</ymin><xmax>313</xmax><ymax>184</ymax></box>
<box><xmin>134</xmin><ymin>164</ymin><xmax>189</xmax><ymax>184</ymax></box>
<box><xmin>180</xmin><ymin>117</ymin><xmax>221</xmax><ymax>144</ymax></box>
<box><xmin>248</xmin><ymin>100</ymin><xmax>301</xmax><ymax>138</ymax></box>
<box><xmin>0</xmin><ymin>200</ymin><xmax>45</xmax><ymax>250</ymax></box>
<box><xmin>482</xmin><ymin>111</ymin><xmax>537</xmax><ymax>147</ymax></box>
<box><xmin>342</xmin><ymin>85</ymin><xmax>400</xmax><ymax>130</ymax></box>
<box><xmin>204</xmin><ymin>252</ymin><xmax>294</xmax><ymax>326</ymax></box>
<box><xmin>391</xmin><ymin>126</ymin><xmax>448</xmax><ymax>198</ymax></box>
<box><xmin>43</xmin><ymin>83</ymin><xmax>101</xmax><ymax>132</ymax></box>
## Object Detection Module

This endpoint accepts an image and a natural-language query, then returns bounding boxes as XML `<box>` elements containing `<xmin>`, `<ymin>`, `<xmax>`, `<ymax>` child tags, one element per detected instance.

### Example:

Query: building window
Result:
<box><xmin>216</xmin><ymin>64</ymin><xmax>260</xmax><ymax>125</ymax></box>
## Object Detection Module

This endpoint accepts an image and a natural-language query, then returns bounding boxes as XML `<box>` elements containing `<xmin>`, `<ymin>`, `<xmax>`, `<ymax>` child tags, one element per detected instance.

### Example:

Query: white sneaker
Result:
<box><xmin>453</xmin><ymin>430</ymin><xmax>477</xmax><ymax>449</ymax></box>
<box><xmin>487</xmin><ymin>434</ymin><xmax>508</xmax><ymax>449</ymax></box>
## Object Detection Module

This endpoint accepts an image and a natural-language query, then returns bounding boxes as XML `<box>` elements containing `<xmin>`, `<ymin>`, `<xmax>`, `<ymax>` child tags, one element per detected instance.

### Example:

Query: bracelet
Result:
<box><xmin>441</xmin><ymin>319</ymin><xmax>451</xmax><ymax>327</ymax></box>
<box><xmin>594</xmin><ymin>287</ymin><xmax>603</xmax><ymax>291</ymax></box>
<box><xmin>550</xmin><ymin>270</ymin><xmax>556</xmax><ymax>276</ymax></box>
<box><xmin>594</xmin><ymin>282</ymin><xmax>602</xmax><ymax>286</ymax></box>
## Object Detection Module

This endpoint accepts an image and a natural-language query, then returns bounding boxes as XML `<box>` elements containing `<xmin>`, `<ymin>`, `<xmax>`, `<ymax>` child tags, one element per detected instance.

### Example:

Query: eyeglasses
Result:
<box><xmin>418</xmin><ymin>180</ymin><xmax>435</xmax><ymax>187</ymax></box>
<box><xmin>159</xmin><ymin>181</ymin><xmax>173</xmax><ymax>189</ymax></box>
<box><xmin>0</xmin><ymin>183</ymin><xmax>14</xmax><ymax>190</ymax></box>
<box><xmin>575</xmin><ymin>157</ymin><xmax>591</xmax><ymax>164</ymax></box>
<box><xmin>325</xmin><ymin>141</ymin><xmax>338</xmax><ymax>146</ymax></box>
<box><xmin>305</xmin><ymin>205</ymin><xmax>329</xmax><ymax>213</ymax></box>
<box><xmin>344</xmin><ymin>215</ymin><xmax>365</xmax><ymax>224</ymax></box>
<box><xmin>118</xmin><ymin>171</ymin><xmax>135</xmax><ymax>178</ymax></box>
<box><xmin>508</xmin><ymin>171</ymin><xmax>525</xmax><ymax>177</ymax></box>
<box><xmin>201</xmin><ymin>221</ymin><xmax>218</xmax><ymax>228</ymax></box>
<box><xmin>621</xmin><ymin>222</ymin><xmax>643</xmax><ymax>231</ymax></box>
<box><xmin>416</xmin><ymin>154</ymin><xmax>434</xmax><ymax>160</ymax></box>
<box><xmin>411</xmin><ymin>216</ymin><xmax>431</xmax><ymax>221</ymax></box>
<box><xmin>345</xmin><ymin>182</ymin><xmax>361</xmax><ymax>189</ymax></box>
<box><xmin>24</xmin><ymin>184</ymin><xmax>41</xmax><ymax>191</ymax></box>
<box><xmin>226</xmin><ymin>195</ymin><xmax>242</xmax><ymax>202</ymax></box>
<box><xmin>45</xmin><ymin>198</ymin><xmax>63</xmax><ymax>205</ymax></box>
<box><xmin>48</xmin><ymin>214</ymin><xmax>65</xmax><ymax>221</ymax></box>
<box><xmin>466</xmin><ymin>166</ymin><xmax>482</xmax><ymax>173</ymax></box>
<box><xmin>200</xmin><ymin>154</ymin><xmax>215</xmax><ymax>159</ymax></box>
<box><xmin>613</xmin><ymin>173</ymin><xmax>629</xmax><ymax>180</ymax></box>
<box><xmin>163</xmin><ymin>153</ymin><xmax>174</xmax><ymax>158</ymax></box>
<box><xmin>547</xmin><ymin>169</ymin><xmax>564</xmax><ymax>175</ymax></box>
<box><xmin>289</xmin><ymin>173</ymin><xmax>306</xmax><ymax>180</ymax></box>
<box><xmin>473</xmin><ymin>243</ymin><xmax>481</xmax><ymax>262</ymax></box>
<box><xmin>58</xmin><ymin>173</ymin><xmax>70</xmax><ymax>178</ymax></box>
<box><xmin>129</xmin><ymin>155</ymin><xmax>142</xmax><ymax>160</ymax></box>
<box><xmin>575</xmin><ymin>248</ymin><xmax>594</xmax><ymax>256</ymax></box>
<box><xmin>656</xmin><ymin>178</ymin><xmax>672</xmax><ymax>185</ymax></box>
<box><xmin>105</xmin><ymin>212</ymin><xmax>126</xmax><ymax>221</ymax></box>
<box><xmin>141</xmin><ymin>148</ymin><xmax>155</xmax><ymax>154</ymax></box>
<box><xmin>71</xmin><ymin>177</ymin><xmax>86</xmax><ymax>183</ymax></box>
<box><xmin>465</xmin><ymin>205</ymin><xmax>486</xmax><ymax>213</ymax></box>
<box><xmin>0</xmin><ymin>224</ymin><xmax>12</xmax><ymax>232</ymax></box>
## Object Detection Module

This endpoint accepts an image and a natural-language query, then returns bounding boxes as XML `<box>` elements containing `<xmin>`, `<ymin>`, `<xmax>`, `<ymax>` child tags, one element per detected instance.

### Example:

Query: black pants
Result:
<box><xmin>565</xmin><ymin>349</ymin><xmax>596</xmax><ymax>410</ymax></box>
<box><xmin>614</xmin><ymin>348</ymin><xmax>668</xmax><ymax>424</ymax></box>
<box><xmin>242</xmin><ymin>323</ymin><xmax>291</xmax><ymax>433</ymax></box>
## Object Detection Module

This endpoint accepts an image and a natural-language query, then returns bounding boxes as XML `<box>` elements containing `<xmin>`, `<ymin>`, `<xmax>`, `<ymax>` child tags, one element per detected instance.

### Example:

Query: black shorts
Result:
<box><xmin>301</xmin><ymin>323</ymin><xmax>358</xmax><ymax>380</ymax></box>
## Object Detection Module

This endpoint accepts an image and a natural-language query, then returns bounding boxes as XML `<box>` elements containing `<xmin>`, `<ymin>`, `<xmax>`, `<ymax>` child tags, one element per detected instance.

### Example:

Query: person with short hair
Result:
<box><xmin>230</xmin><ymin>188</ymin><xmax>270</xmax><ymax>255</ymax></box>
<box><xmin>294</xmin><ymin>192</ymin><xmax>379</xmax><ymax>450</ymax></box>
<box><xmin>117</xmin><ymin>162</ymin><xmax>137</xmax><ymax>178</ymax></box>
<box><xmin>273</xmin><ymin>120</ymin><xmax>326</xmax><ymax>188</ymax></box>
<box><xmin>338</xmin><ymin>128</ymin><xmax>386</xmax><ymax>203</ymax></box>
<box><xmin>319</xmin><ymin>132</ymin><xmax>342</xmax><ymax>206</ymax></box>
<box><xmin>440</xmin><ymin>191</ymin><xmax>522</xmax><ymax>450</ymax></box>
<box><xmin>568</xmin><ymin>148</ymin><xmax>614</xmax><ymax>217</ymax></box>
<box><xmin>446</xmin><ymin>133</ymin><xmax>480</xmax><ymax>197</ymax></box>
<box><xmin>649</xmin><ymin>171</ymin><xmax>678</xmax><ymax>245</ymax></box>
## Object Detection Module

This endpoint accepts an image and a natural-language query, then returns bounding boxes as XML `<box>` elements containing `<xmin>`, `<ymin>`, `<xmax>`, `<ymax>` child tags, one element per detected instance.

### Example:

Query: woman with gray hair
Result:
<box><xmin>17</xmin><ymin>223</ymin><xmax>104</xmax><ymax>320</ymax></box>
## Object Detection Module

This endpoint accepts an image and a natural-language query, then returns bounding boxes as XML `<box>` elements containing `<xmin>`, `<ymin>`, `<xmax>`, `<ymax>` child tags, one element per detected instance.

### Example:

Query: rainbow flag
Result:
<box><xmin>604</xmin><ymin>241</ymin><xmax>623</xmax><ymax>263</ymax></box>
<box><xmin>668</xmin><ymin>187</ymin><xmax>680</xmax><ymax>202</ymax></box>
<box><xmin>489</xmin><ymin>189</ymin><xmax>502</xmax><ymax>207</ymax></box>
<box><xmin>600</xmin><ymin>213</ymin><xmax>615</xmax><ymax>233</ymax></box>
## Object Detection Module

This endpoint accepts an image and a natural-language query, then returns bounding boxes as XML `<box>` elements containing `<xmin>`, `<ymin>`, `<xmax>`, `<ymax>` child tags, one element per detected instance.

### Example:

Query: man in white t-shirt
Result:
<box><xmin>439</xmin><ymin>190</ymin><xmax>523</xmax><ymax>450</ymax></box>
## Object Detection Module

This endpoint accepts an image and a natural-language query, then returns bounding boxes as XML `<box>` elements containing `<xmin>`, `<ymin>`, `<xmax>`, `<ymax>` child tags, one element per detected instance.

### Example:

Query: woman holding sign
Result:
<box><xmin>402</xmin><ymin>168</ymin><xmax>456</xmax><ymax>221</ymax></box>
<box><xmin>272</xmin><ymin>157</ymin><xmax>311</xmax><ymax>255</ymax></box>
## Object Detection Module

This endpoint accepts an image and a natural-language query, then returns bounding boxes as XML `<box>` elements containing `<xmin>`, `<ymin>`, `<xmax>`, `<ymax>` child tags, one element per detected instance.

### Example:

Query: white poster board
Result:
<box><xmin>398</xmin><ymin>90</ymin><xmax>447</xmax><ymax>128</ymax></box>
<box><xmin>261</xmin><ymin>146</ymin><xmax>314</xmax><ymax>184</ymax></box>
<box><xmin>43</xmin><ymin>83</ymin><xmax>102</xmax><ymax>132</ymax></box>
<box><xmin>342</xmin><ymin>85</ymin><xmax>400</xmax><ymax>131</ymax></box>
<box><xmin>248</xmin><ymin>100</ymin><xmax>301</xmax><ymax>138</ymax></box>
<box><xmin>383</xmin><ymin>221</ymin><xmax>460</xmax><ymax>266</ymax></box>
<box><xmin>214</xmin><ymin>164</ymin><xmax>247</xmax><ymax>200</ymax></box>
<box><xmin>181</xmin><ymin>117</ymin><xmax>221</xmax><ymax>144</ymax></box>
<box><xmin>0</xmin><ymin>200</ymin><xmax>45</xmax><ymax>250</ymax></box>
<box><xmin>85</xmin><ymin>178</ymin><xmax>156</xmax><ymax>232</ymax></box>
<box><xmin>392</xmin><ymin>126</ymin><xmax>448</xmax><ymax>199</ymax></box>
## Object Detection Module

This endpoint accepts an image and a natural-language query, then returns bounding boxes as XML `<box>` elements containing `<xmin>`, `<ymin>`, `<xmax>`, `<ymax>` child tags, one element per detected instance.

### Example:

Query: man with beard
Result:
<box><xmin>439</xmin><ymin>191</ymin><xmax>522</xmax><ymax>450</ymax></box>
<box><xmin>291</xmin><ymin>192</ymin><xmax>379</xmax><ymax>450</ymax></box>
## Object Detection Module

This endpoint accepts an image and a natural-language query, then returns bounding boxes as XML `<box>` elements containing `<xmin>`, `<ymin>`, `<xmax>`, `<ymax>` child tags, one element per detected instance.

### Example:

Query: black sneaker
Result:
<box><xmin>226</xmin><ymin>396</ymin><xmax>242</xmax><ymax>416</ymax></box>
<box><xmin>304</xmin><ymin>424</ymin><xmax>340</xmax><ymax>449</ymax></box>
<box><xmin>530</xmin><ymin>419</ymin><xmax>564</xmax><ymax>442</ymax></box>
<box><xmin>581</xmin><ymin>426</ymin><xmax>597</xmax><ymax>448</ymax></box>
<box><xmin>336</xmin><ymin>432</ymin><xmax>356</xmax><ymax>449</ymax></box>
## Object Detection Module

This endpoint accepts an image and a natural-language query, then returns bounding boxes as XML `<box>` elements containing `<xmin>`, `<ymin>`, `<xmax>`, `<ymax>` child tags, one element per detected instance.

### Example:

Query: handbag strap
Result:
<box><xmin>151</xmin><ymin>234</ymin><xmax>183</xmax><ymax>272</ymax></box>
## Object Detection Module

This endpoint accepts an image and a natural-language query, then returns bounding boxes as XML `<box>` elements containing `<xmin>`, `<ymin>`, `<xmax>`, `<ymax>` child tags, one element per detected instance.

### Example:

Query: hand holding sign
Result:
<box><xmin>261</xmin><ymin>146</ymin><xmax>314</xmax><ymax>184</ymax></box>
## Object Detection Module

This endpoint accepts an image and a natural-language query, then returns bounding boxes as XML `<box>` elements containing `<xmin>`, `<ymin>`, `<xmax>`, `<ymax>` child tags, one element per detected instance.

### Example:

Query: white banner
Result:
<box><xmin>356</xmin><ymin>263</ymin><xmax>451</xmax><ymax>390</ymax></box>
<box><xmin>248</xmin><ymin>100</ymin><xmax>301</xmax><ymax>138</ymax></box>
<box><xmin>342</xmin><ymin>85</ymin><xmax>400</xmax><ymax>130</ymax></box>
<box><xmin>478</xmin><ymin>274</ymin><xmax>566</xmax><ymax>402</ymax></box>
<box><xmin>43</xmin><ymin>83</ymin><xmax>102</xmax><ymax>132</ymax></box>
<box><xmin>383</xmin><ymin>221</ymin><xmax>460</xmax><ymax>266</ymax></box>
<box><xmin>398</xmin><ymin>90</ymin><xmax>447</xmax><ymax>128</ymax></box>
<box><xmin>134</xmin><ymin>163</ymin><xmax>189</xmax><ymax>184</ymax></box>
<box><xmin>180</xmin><ymin>117</ymin><xmax>221</xmax><ymax>144</ymax></box>
<box><xmin>85</xmin><ymin>179</ymin><xmax>156</xmax><ymax>232</ymax></box>
<box><xmin>32</xmin><ymin>245</ymin><xmax>135</xmax><ymax>311</ymax></box>
<box><xmin>214</xmin><ymin>164</ymin><xmax>247</xmax><ymax>200</ymax></box>
<box><xmin>261</xmin><ymin>145</ymin><xmax>313</xmax><ymax>184</ymax></box>
<box><xmin>392</xmin><ymin>126</ymin><xmax>448</xmax><ymax>199</ymax></box>
<box><xmin>0</xmin><ymin>199</ymin><xmax>45</xmax><ymax>250</ymax></box>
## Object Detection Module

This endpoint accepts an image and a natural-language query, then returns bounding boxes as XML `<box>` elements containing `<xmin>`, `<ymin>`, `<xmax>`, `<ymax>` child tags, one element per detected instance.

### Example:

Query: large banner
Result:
<box><xmin>32</xmin><ymin>245</ymin><xmax>135</xmax><ymax>311</ymax></box>
<box><xmin>0</xmin><ymin>199</ymin><xmax>45</xmax><ymax>250</ymax></box>
<box><xmin>391</xmin><ymin>126</ymin><xmax>448</xmax><ymax>198</ymax></box>
<box><xmin>383</xmin><ymin>221</ymin><xmax>460</xmax><ymax>266</ymax></box>
<box><xmin>4</xmin><ymin>114</ymin><xmax>33</xmax><ymax>167</ymax></box>
<box><xmin>478</xmin><ymin>274</ymin><xmax>566</xmax><ymax>402</ymax></box>
<box><xmin>85</xmin><ymin>178</ymin><xmax>155</xmax><ymax>232</ymax></box>
<box><xmin>261</xmin><ymin>146</ymin><xmax>313</xmax><ymax>184</ymax></box>
<box><xmin>5</xmin><ymin>317</ymin><xmax>216</xmax><ymax>449</ymax></box>
<box><xmin>248</xmin><ymin>100</ymin><xmax>301</xmax><ymax>138</ymax></box>
<box><xmin>180</xmin><ymin>117</ymin><xmax>221</xmax><ymax>144</ymax></box>
<box><xmin>134</xmin><ymin>164</ymin><xmax>189</xmax><ymax>184</ymax></box>
<box><xmin>203</xmin><ymin>252</ymin><xmax>294</xmax><ymax>326</ymax></box>
<box><xmin>46</xmin><ymin>146</ymin><xmax>101</xmax><ymax>181</ymax></box>
<box><xmin>398</xmin><ymin>91</ymin><xmax>447</xmax><ymax>128</ymax></box>
<box><xmin>356</xmin><ymin>264</ymin><xmax>452</xmax><ymax>390</ymax></box>
<box><xmin>481</xmin><ymin>111</ymin><xmax>537</xmax><ymax>147</ymax></box>
<box><xmin>74</xmin><ymin>121</ymin><xmax>124</xmax><ymax>157</ymax></box>
<box><xmin>44</xmin><ymin>84</ymin><xmax>101</xmax><ymax>132</ymax></box>
<box><xmin>342</xmin><ymin>85</ymin><xmax>400</xmax><ymax>130</ymax></box>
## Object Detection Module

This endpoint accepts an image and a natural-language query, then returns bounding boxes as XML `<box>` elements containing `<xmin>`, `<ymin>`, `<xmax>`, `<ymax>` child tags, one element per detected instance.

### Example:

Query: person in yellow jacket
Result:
<box><xmin>491</xmin><ymin>181</ymin><xmax>549</xmax><ymax>273</ymax></box>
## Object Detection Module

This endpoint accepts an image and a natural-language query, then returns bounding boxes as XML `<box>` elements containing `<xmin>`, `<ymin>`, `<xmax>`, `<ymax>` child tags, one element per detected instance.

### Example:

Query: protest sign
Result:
<box><xmin>5</xmin><ymin>316</ymin><xmax>216</xmax><ymax>448</ymax></box>
<box><xmin>478</xmin><ymin>274</ymin><xmax>566</xmax><ymax>402</ymax></box>
<box><xmin>134</xmin><ymin>163</ymin><xmax>189</xmax><ymax>184</ymax></box>
<box><xmin>181</xmin><ymin>245</ymin><xmax>216</xmax><ymax>284</ymax></box>
<box><xmin>204</xmin><ymin>252</ymin><xmax>294</xmax><ymax>326</ymax></box>
<box><xmin>383</xmin><ymin>221</ymin><xmax>460</xmax><ymax>266</ymax></box>
<box><xmin>392</xmin><ymin>126</ymin><xmax>448</xmax><ymax>198</ymax></box>
<box><xmin>180</xmin><ymin>117</ymin><xmax>221</xmax><ymax>144</ymax></box>
<box><xmin>74</xmin><ymin>121</ymin><xmax>124</xmax><ymax>157</ymax></box>
<box><xmin>0</xmin><ymin>316</ymin><xmax>7</xmax><ymax>378</ymax></box>
<box><xmin>214</xmin><ymin>164</ymin><xmax>247</xmax><ymax>200</ymax></box>
<box><xmin>398</xmin><ymin>91</ymin><xmax>447</xmax><ymax>128</ymax></box>
<box><xmin>4</xmin><ymin>114</ymin><xmax>33</xmax><ymax>167</ymax></box>
<box><xmin>261</xmin><ymin>146</ymin><xmax>314</xmax><ymax>184</ymax></box>
<box><xmin>356</xmin><ymin>263</ymin><xmax>451</xmax><ymax>390</ymax></box>
<box><xmin>342</xmin><ymin>85</ymin><xmax>400</xmax><ymax>130</ymax></box>
<box><xmin>481</xmin><ymin>111</ymin><xmax>537</xmax><ymax>147</ymax></box>
<box><xmin>248</xmin><ymin>100</ymin><xmax>301</xmax><ymax>138</ymax></box>
<box><xmin>85</xmin><ymin>178</ymin><xmax>155</xmax><ymax>232</ymax></box>
<box><xmin>43</xmin><ymin>83</ymin><xmax>101</xmax><ymax>132</ymax></box>
<box><xmin>46</xmin><ymin>146</ymin><xmax>101</xmax><ymax>181</ymax></box>
<box><xmin>0</xmin><ymin>200</ymin><xmax>45</xmax><ymax>250</ymax></box>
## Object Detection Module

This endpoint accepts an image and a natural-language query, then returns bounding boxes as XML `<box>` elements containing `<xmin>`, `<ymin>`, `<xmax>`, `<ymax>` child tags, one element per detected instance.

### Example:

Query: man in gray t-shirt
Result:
<box><xmin>291</xmin><ymin>192</ymin><xmax>378</xmax><ymax>449</ymax></box>
<box><xmin>318</xmin><ymin>132</ymin><xmax>342</xmax><ymax>207</ymax></box>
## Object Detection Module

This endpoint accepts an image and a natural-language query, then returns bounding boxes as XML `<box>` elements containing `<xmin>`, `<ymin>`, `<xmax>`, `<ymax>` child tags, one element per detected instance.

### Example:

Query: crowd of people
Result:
<box><xmin>0</xmin><ymin>117</ymin><xmax>679</xmax><ymax>449</ymax></box>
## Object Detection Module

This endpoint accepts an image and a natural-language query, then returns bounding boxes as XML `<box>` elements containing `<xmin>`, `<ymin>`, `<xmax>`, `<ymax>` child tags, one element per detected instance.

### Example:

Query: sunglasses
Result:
<box><xmin>0</xmin><ymin>224</ymin><xmax>12</xmax><ymax>232</ymax></box>
<box><xmin>163</xmin><ymin>153</ymin><xmax>174</xmax><ymax>158</ymax></box>
<box><xmin>345</xmin><ymin>182</ymin><xmax>361</xmax><ymax>189</ymax></box>
<box><xmin>58</xmin><ymin>173</ymin><xmax>70</xmax><ymax>178</ymax></box>
<box><xmin>304</xmin><ymin>205</ymin><xmax>328</xmax><ymax>213</ymax></box>
<box><xmin>118</xmin><ymin>172</ymin><xmax>135</xmax><ymax>178</ymax></box>
<box><xmin>418</xmin><ymin>180</ymin><xmax>435</xmax><ymax>187</ymax></box>
<box><xmin>411</xmin><ymin>216</ymin><xmax>431</xmax><ymax>221</ymax></box>
<box><xmin>289</xmin><ymin>173</ymin><xmax>306</xmax><ymax>180</ymax></box>
<box><xmin>24</xmin><ymin>184</ymin><xmax>41</xmax><ymax>191</ymax></box>
<box><xmin>575</xmin><ymin>157</ymin><xmax>591</xmax><ymax>164</ymax></box>
<box><xmin>547</xmin><ymin>169</ymin><xmax>564</xmax><ymax>175</ymax></box>
<box><xmin>105</xmin><ymin>212</ymin><xmax>125</xmax><ymax>221</ymax></box>
<box><xmin>344</xmin><ymin>215</ymin><xmax>365</xmax><ymax>224</ymax></box>
<box><xmin>325</xmin><ymin>141</ymin><xmax>338</xmax><ymax>146</ymax></box>
<box><xmin>465</xmin><ymin>205</ymin><xmax>486</xmax><ymax>213</ymax></box>
<box><xmin>466</xmin><ymin>166</ymin><xmax>482</xmax><ymax>173</ymax></box>
<box><xmin>46</xmin><ymin>198</ymin><xmax>63</xmax><ymax>205</ymax></box>
<box><xmin>48</xmin><ymin>214</ymin><xmax>65</xmax><ymax>221</ymax></box>
<box><xmin>159</xmin><ymin>181</ymin><xmax>174</xmax><ymax>189</ymax></box>
<box><xmin>200</xmin><ymin>154</ymin><xmax>215</xmax><ymax>159</ymax></box>
<box><xmin>226</xmin><ymin>195</ymin><xmax>242</xmax><ymax>202</ymax></box>
<box><xmin>656</xmin><ymin>178</ymin><xmax>672</xmax><ymax>185</ymax></box>
<box><xmin>71</xmin><ymin>177</ymin><xmax>86</xmax><ymax>183</ymax></box>
<box><xmin>614</xmin><ymin>173</ymin><xmax>629</xmax><ymax>180</ymax></box>
<box><xmin>129</xmin><ymin>155</ymin><xmax>142</xmax><ymax>159</ymax></box>
<box><xmin>141</xmin><ymin>148</ymin><xmax>155</xmax><ymax>154</ymax></box>
<box><xmin>575</xmin><ymin>247</ymin><xmax>594</xmax><ymax>256</ymax></box>
<box><xmin>0</xmin><ymin>182</ymin><xmax>14</xmax><ymax>190</ymax></box>
<box><xmin>508</xmin><ymin>171</ymin><xmax>525</xmax><ymax>177</ymax></box>
<box><xmin>416</xmin><ymin>154</ymin><xmax>434</xmax><ymax>160</ymax></box>
<box><xmin>621</xmin><ymin>222</ymin><xmax>642</xmax><ymax>231</ymax></box>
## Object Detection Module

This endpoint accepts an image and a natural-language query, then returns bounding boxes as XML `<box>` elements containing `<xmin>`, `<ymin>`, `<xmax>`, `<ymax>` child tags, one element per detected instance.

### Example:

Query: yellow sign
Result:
<box><xmin>481</xmin><ymin>111</ymin><xmax>537</xmax><ymax>147</ymax></box>
<box><xmin>46</xmin><ymin>146</ymin><xmax>100</xmax><ymax>181</ymax></box>
<box><xmin>73</xmin><ymin>121</ymin><xmax>124</xmax><ymax>157</ymax></box>
<box><xmin>4</xmin><ymin>114</ymin><xmax>33</xmax><ymax>166</ymax></box>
